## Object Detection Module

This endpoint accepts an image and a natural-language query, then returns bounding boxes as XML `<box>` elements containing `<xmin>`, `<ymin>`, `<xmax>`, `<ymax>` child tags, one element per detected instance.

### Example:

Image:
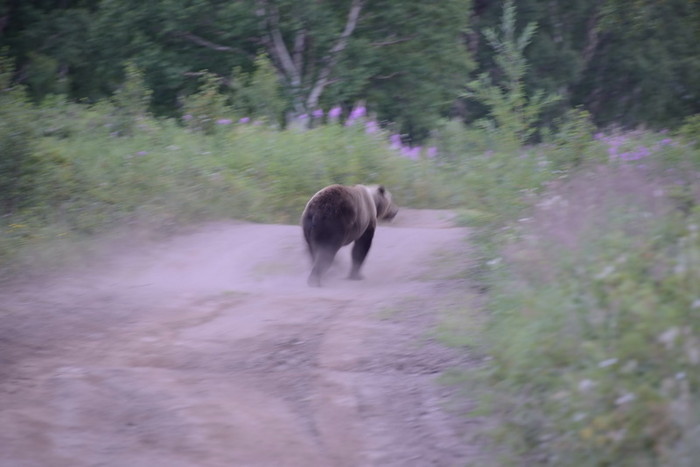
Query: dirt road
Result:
<box><xmin>0</xmin><ymin>209</ymin><xmax>485</xmax><ymax>466</ymax></box>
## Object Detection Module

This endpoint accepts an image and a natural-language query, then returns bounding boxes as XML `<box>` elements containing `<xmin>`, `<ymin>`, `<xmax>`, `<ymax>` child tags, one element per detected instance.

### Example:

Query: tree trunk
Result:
<box><xmin>257</xmin><ymin>0</ymin><xmax>365</xmax><ymax>118</ymax></box>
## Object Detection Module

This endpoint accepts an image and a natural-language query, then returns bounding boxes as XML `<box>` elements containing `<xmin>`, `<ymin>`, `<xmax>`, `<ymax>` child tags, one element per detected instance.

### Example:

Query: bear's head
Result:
<box><xmin>372</xmin><ymin>185</ymin><xmax>399</xmax><ymax>221</ymax></box>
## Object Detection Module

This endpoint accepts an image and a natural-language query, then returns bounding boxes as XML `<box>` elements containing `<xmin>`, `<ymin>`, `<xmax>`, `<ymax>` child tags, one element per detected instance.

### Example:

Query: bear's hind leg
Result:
<box><xmin>308</xmin><ymin>246</ymin><xmax>338</xmax><ymax>287</ymax></box>
<box><xmin>348</xmin><ymin>226</ymin><xmax>375</xmax><ymax>280</ymax></box>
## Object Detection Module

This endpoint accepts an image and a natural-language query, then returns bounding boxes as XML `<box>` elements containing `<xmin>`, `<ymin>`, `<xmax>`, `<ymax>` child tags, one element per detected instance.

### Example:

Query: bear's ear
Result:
<box><xmin>378</xmin><ymin>185</ymin><xmax>385</xmax><ymax>195</ymax></box>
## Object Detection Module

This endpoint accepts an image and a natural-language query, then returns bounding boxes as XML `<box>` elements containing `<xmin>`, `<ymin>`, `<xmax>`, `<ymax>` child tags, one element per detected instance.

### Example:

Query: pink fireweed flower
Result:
<box><xmin>217</xmin><ymin>118</ymin><xmax>233</xmax><ymax>125</ymax></box>
<box><xmin>401</xmin><ymin>146</ymin><xmax>420</xmax><ymax>160</ymax></box>
<box><xmin>623</xmin><ymin>146</ymin><xmax>651</xmax><ymax>161</ymax></box>
<box><xmin>365</xmin><ymin>120</ymin><xmax>379</xmax><ymax>134</ymax></box>
<box><xmin>345</xmin><ymin>105</ymin><xmax>366</xmax><ymax>126</ymax></box>
<box><xmin>390</xmin><ymin>134</ymin><xmax>402</xmax><ymax>149</ymax></box>
<box><xmin>328</xmin><ymin>106</ymin><xmax>342</xmax><ymax>119</ymax></box>
<box><xmin>349</xmin><ymin>105</ymin><xmax>366</xmax><ymax>120</ymax></box>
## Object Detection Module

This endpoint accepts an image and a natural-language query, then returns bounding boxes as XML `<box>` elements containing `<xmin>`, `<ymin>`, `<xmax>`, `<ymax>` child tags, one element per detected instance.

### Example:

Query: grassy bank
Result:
<box><xmin>0</xmin><ymin>98</ymin><xmax>463</xmax><ymax>279</ymax></box>
<box><xmin>440</xmin><ymin>123</ymin><xmax>700</xmax><ymax>465</ymax></box>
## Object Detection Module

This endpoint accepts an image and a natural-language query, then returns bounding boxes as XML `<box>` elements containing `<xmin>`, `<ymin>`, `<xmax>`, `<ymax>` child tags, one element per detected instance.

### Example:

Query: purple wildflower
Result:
<box><xmin>312</xmin><ymin>109</ymin><xmax>324</xmax><ymax>119</ymax></box>
<box><xmin>390</xmin><ymin>134</ymin><xmax>402</xmax><ymax>149</ymax></box>
<box><xmin>606</xmin><ymin>135</ymin><xmax>626</xmax><ymax>150</ymax></box>
<box><xmin>365</xmin><ymin>120</ymin><xmax>379</xmax><ymax>134</ymax></box>
<box><xmin>239</xmin><ymin>117</ymin><xmax>250</xmax><ymax>124</ymax></box>
<box><xmin>182</xmin><ymin>114</ymin><xmax>193</xmax><ymax>121</ymax></box>
<box><xmin>401</xmin><ymin>146</ymin><xmax>420</xmax><ymax>160</ymax></box>
<box><xmin>618</xmin><ymin>146</ymin><xmax>651</xmax><ymax>161</ymax></box>
<box><xmin>298</xmin><ymin>113</ymin><xmax>309</xmax><ymax>120</ymax></box>
<box><xmin>136</xmin><ymin>151</ymin><xmax>149</xmax><ymax>157</ymax></box>
<box><xmin>328</xmin><ymin>106</ymin><xmax>342</xmax><ymax>119</ymax></box>
<box><xmin>349</xmin><ymin>105</ymin><xmax>366</xmax><ymax>120</ymax></box>
<box><xmin>345</xmin><ymin>105</ymin><xmax>367</xmax><ymax>126</ymax></box>
<box><xmin>426</xmin><ymin>146</ymin><xmax>438</xmax><ymax>158</ymax></box>
<box><xmin>217</xmin><ymin>118</ymin><xmax>233</xmax><ymax>125</ymax></box>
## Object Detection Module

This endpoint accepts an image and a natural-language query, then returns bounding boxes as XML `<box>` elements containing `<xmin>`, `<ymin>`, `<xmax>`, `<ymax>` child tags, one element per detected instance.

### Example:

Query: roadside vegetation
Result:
<box><xmin>2</xmin><ymin>0</ymin><xmax>699</xmax><ymax>465</ymax></box>
<box><xmin>432</xmin><ymin>4</ymin><xmax>700</xmax><ymax>465</ymax></box>
<box><xmin>0</xmin><ymin>80</ymin><xmax>455</xmax><ymax>277</ymax></box>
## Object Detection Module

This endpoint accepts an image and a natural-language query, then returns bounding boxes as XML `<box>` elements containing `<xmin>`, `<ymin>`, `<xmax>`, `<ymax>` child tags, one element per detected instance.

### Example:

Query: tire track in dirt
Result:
<box><xmin>0</xmin><ymin>209</ymin><xmax>487</xmax><ymax>466</ymax></box>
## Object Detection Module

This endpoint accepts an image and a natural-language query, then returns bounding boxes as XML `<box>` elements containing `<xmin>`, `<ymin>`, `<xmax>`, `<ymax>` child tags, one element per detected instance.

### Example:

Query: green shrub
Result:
<box><xmin>463</xmin><ymin>0</ymin><xmax>560</xmax><ymax>150</ymax></box>
<box><xmin>182</xmin><ymin>71</ymin><xmax>232</xmax><ymax>134</ymax></box>
<box><xmin>0</xmin><ymin>110</ymin><xmax>460</xmax><ymax>277</ymax></box>
<box><xmin>676</xmin><ymin>114</ymin><xmax>700</xmax><ymax>144</ymax></box>
<box><xmin>546</xmin><ymin>108</ymin><xmax>602</xmax><ymax>171</ymax></box>
<box><xmin>0</xmin><ymin>56</ymin><xmax>41</xmax><ymax>214</ymax></box>
<box><xmin>111</xmin><ymin>62</ymin><xmax>153</xmax><ymax>136</ymax></box>
<box><xmin>231</xmin><ymin>54</ymin><xmax>285</xmax><ymax>127</ymax></box>
<box><xmin>477</xmin><ymin>165</ymin><xmax>700</xmax><ymax>465</ymax></box>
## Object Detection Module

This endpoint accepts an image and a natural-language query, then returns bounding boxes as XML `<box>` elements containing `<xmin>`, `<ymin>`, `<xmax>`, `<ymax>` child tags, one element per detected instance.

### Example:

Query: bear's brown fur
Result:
<box><xmin>301</xmin><ymin>184</ymin><xmax>398</xmax><ymax>287</ymax></box>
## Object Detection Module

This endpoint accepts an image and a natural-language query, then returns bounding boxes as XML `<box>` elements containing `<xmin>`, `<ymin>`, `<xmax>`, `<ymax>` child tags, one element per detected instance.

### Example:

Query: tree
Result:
<box><xmin>1</xmin><ymin>0</ymin><xmax>473</xmax><ymax>138</ymax></box>
<box><xmin>464</xmin><ymin>0</ymin><xmax>559</xmax><ymax>148</ymax></box>
<box><xmin>467</xmin><ymin>0</ymin><xmax>700</xmax><ymax>129</ymax></box>
<box><xmin>579</xmin><ymin>0</ymin><xmax>700</xmax><ymax>127</ymax></box>
<box><xmin>255</xmin><ymin>0</ymin><xmax>364</xmax><ymax>116</ymax></box>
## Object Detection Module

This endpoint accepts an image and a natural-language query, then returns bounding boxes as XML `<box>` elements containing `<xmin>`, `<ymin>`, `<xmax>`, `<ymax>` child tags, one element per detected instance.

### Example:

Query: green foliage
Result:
<box><xmin>231</xmin><ymin>54</ymin><xmax>285</xmax><ymax>126</ymax></box>
<box><xmin>25</xmin><ymin>52</ymin><xmax>67</xmax><ymax>99</ymax></box>
<box><xmin>2</xmin><ymin>0</ymin><xmax>699</xmax><ymax>135</ymax></box>
<box><xmin>587</xmin><ymin>0</ymin><xmax>700</xmax><ymax>127</ymax></box>
<box><xmin>0</xmin><ymin>0</ymin><xmax>475</xmax><ymax>141</ymax></box>
<box><xmin>445</xmin><ymin>131</ymin><xmax>700</xmax><ymax>465</ymax></box>
<box><xmin>0</xmin><ymin>104</ymin><xmax>457</xmax><ymax>279</ymax></box>
<box><xmin>469</xmin><ymin>0</ymin><xmax>700</xmax><ymax>129</ymax></box>
<box><xmin>182</xmin><ymin>72</ymin><xmax>231</xmax><ymax>134</ymax></box>
<box><xmin>482</xmin><ymin>166</ymin><xmax>700</xmax><ymax>465</ymax></box>
<box><xmin>464</xmin><ymin>0</ymin><xmax>560</xmax><ymax>150</ymax></box>
<box><xmin>546</xmin><ymin>107</ymin><xmax>602</xmax><ymax>171</ymax></box>
<box><xmin>677</xmin><ymin>114</ymin><xmax>700</xmax><ymax>145</ymax></box>
<box><xmin>111</xmin><ymin>62</ymin><xmax>153</xmax><ymax>136</ymax></box>
<box><xmin>0</xmin><ymin>55</ymin><xmax>40</xmax><ymax>214</ymax></box>
<box><xmin>360</xmin><ymin>0</ymin><xmax>474</xmax><ymax>140</ymax></box>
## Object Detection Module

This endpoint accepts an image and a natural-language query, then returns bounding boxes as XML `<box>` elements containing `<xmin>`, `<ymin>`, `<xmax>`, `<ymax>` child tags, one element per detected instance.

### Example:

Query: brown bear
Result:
<box><xmin>301</xmin><ymin>184</ymin><xmax>399</xmax><ymax>287</ymax></box>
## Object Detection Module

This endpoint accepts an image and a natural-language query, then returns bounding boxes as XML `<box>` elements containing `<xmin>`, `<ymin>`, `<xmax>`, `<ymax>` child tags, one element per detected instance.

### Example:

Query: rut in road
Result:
<box><xmin>0</xmin><ymin>208</ymin><xmax>488</xmax><ymax>466</ymax></box>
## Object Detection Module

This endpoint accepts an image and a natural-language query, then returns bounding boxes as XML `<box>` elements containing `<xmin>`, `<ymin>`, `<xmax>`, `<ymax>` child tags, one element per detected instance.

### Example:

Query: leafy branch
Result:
<box><xmin>464</xmin><ymin>0</ymin><xmax>560</xmax><ymax>148</ymax></box>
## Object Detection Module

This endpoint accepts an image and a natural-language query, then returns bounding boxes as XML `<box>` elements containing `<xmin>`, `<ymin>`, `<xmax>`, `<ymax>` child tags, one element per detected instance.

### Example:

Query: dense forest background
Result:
<box><xmin>2</xmin><ymin>0</ymin><xmax>699</xmax><ymax>139</ymax></box>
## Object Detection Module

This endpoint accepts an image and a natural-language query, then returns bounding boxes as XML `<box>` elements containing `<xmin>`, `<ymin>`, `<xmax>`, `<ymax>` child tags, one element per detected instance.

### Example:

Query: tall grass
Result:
<box><xmin>442</xmin><ymin>125</ymin><xmax>700</xmax><ymax>465</ymax></box>
<box><xmin>0</xmin><ymin>101</ymin><xmax>462</xmax><ymax>279</ymax></box>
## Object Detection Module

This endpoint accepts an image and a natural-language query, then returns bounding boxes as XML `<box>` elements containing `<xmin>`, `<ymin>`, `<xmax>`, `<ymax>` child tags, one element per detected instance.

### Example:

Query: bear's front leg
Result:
<box><xmin>348</xmin><ymin>226</ymin><xmax>375</xmax><ymax>280</ymax></box>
